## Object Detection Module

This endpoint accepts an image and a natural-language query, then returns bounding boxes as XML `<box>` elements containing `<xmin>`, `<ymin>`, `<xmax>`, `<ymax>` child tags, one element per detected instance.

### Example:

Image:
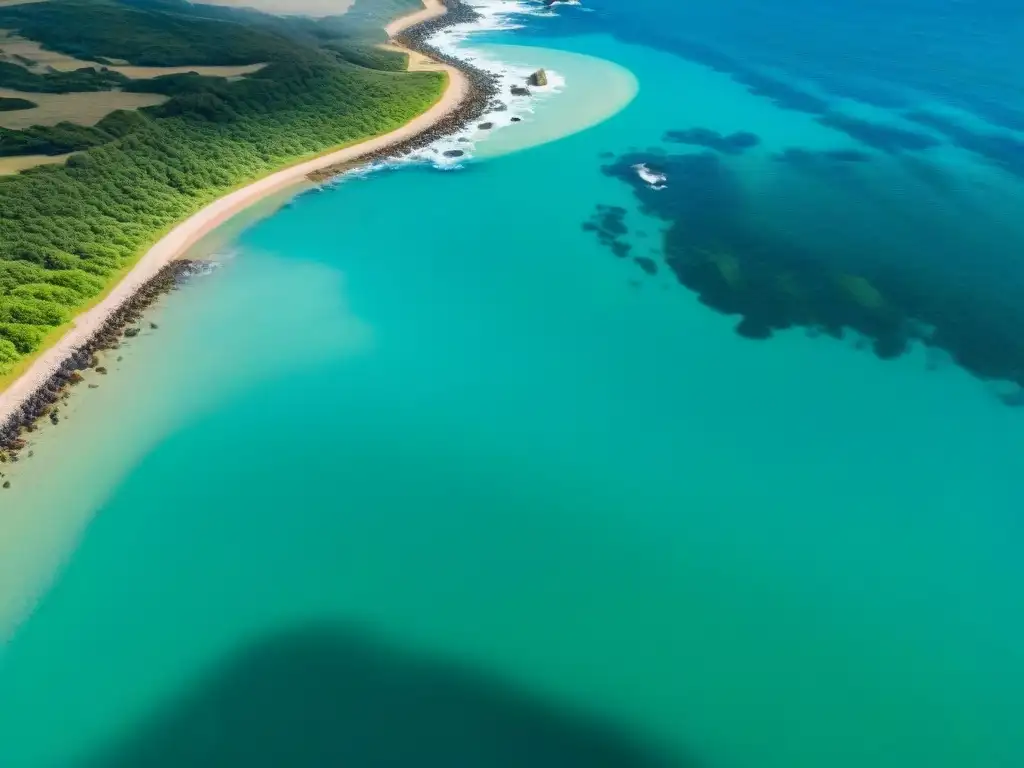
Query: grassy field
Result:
<box><xmin>0</xmin><ymin>87</ymin><xmax>167</xmax><ymax>129</ymax></box>
<box><xmin>0</xmin><ymin>31</ymin><xmax>268</xmax><ymax>77</ymax></box>
<box><xmin>0</xmin><ymin>150</ymin><xmax>66</xmax><ymax>174</ymax></box>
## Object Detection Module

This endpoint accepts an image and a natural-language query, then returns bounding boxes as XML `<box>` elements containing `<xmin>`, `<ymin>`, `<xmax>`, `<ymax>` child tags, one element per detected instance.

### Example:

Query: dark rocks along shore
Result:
<box><xmin>0</xmin><ymin>260</ymin><xmax>206</xmax><ymax>461</ymax></box>
<box><xmin>307</xmin><ymin>0</ymin><xmax>501</xmax><ymax>182</ymax></box>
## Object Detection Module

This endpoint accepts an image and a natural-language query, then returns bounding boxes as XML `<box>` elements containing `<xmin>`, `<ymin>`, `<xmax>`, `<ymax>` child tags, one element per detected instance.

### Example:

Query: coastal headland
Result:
<box><xmin>0</xmin><ymin>0</ymin><xmax>497</xmax><ymax>461</ymax></box>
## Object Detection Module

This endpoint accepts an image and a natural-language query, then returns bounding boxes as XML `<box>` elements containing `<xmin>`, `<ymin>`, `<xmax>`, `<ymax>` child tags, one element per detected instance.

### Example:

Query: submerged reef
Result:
<box><xmin>905</xmin><ymin>110</ymin><xmax>1024</xmax><ymax>180</ymax></box>
<box><xmin>582</xmin><ymin>205</ymin><xmax>632</xmax><ymax>259</ymax></box>
<box><xmin>774</xmin><ymin>147</ymin><xmax>872</xmax><ymax>165</ymax></box>
<box><xmin>664</xmin><ymin>128</ymin><xmax>760</xmax><ymax>155</ymax></box>
<box><xmin>817</xmin><ymin>113</ymin><xmax>940</xmax><ymax>153</ymax></box>
<box><xmin>590</xmin><ymin>145</ymin><xmax>1024</xmax><ymax>404</ymax></box>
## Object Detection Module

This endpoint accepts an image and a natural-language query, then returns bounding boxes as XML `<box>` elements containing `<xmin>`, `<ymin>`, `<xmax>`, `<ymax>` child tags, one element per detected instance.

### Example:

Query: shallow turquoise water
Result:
<box><xmin>1</xmin><ymin>29</ymin><xmax>1023</xmax><ymax>768</ymax></box>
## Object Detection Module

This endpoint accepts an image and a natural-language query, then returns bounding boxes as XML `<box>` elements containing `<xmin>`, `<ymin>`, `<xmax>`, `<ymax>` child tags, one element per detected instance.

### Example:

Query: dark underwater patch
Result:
<box><xmin>773</xmin><ymin>147</ymin><xmax>872</xmax><ymax>167</ymax></box>
<box><xmin>730</xmin><ymin>70</ymin><xmax>829</xmax><ymax>114</ymax></box>
<box><xmin>822</xmin><ymin>148</ymin><xmax>872</xmax><ymax>162</ymax></box>
<box><xmin>582</xmin><ymin>204</ymin><xmax>632</xmax><ymax>258</ymax></box>
<box><xmin>814</xmin><ymin>78</ymin><xmax>911</xmax><ymax>110</ymax></box>
<box><xmin>904</xmin><ymin>110</ymin><xmax>1024</xmax><ymax>179</ymax></box>
<box><xmin>664</xmin><ymin>128</ymin><xmax>760</xmax><ymax>155</ymax></box>
<box><xmin>634</xmin><ymin>256</ymin><xmax>658</xmax><ymax>275</ymax></box>
<box><xmin>817</xmin><ymin>113</ymin><xmax>940</xmax><ymax>153</ymax></box>
<box><xmin>81</xmin><ymin>623</ymin><xmax>682</xmax><ymax>768</ymax></box>
<box><xmin>591</xmin><ymin>146</ymin><xmax>1024</xmax><ymax>404</ymax></box>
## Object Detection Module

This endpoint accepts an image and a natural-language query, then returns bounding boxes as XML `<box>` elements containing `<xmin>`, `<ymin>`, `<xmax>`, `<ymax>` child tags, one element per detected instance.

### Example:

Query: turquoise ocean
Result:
<box><xmin>2</xmin><ymin>1</ymin><xmax>1023</xmax><ymax>766</ymax></box>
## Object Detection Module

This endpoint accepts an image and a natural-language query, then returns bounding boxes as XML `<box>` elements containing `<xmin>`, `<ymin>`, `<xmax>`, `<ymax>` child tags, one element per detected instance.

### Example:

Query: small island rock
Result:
<box><xmin>527</xmin><ymin>69</ymin><xmax>548</xmax><ymax>87</ymax></box>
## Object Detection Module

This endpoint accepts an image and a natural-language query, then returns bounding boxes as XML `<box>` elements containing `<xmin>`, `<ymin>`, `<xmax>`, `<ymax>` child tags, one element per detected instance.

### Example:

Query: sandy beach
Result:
<box><xmin>0</xmin><ymin>0</ymin><xmax>464</xmax><ymax>428</ymax></box>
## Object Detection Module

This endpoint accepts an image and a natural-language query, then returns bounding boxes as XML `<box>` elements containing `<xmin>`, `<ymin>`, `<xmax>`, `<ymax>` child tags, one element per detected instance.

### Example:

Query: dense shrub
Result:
<box><xmin>0</xmin><ymin>96</ymin><xmax>37</xmax><ymax>111</ymax></box>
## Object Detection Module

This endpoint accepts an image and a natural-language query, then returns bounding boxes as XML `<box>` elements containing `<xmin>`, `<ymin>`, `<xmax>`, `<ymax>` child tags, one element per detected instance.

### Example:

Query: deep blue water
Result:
<box><xmin>545</xmin><ymin>0</ymin><xmax>1024</xmax><ymax>131</ymax></box>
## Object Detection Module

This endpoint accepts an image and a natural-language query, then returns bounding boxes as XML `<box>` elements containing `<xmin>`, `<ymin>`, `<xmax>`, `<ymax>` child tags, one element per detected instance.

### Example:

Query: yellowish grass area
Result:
<box><xmin>197</xmin><ymin>0</ymin><xmax>354</xmax><ymax>16</ymax></box>
<box><xmin>105</xmin><ymin>62</ymin><xmax>266</xmax><ymax>78</ymax></box>
<box><xmin>0</xmin><ymin>30</ymin><xmax>89</xmax><ymax>71</ymax></box>
<box><xmin>0</xmin><ymin>151</ymin><xmax>70</xmax><ymax>174</ymax></box>
<box><xmin>378</xmin><ymin>43</ymin><xmax>442</xmax><ymax>73</ymax></box>
<box><xmin>0</xmin><ymin>31</ymin><xmax>266</xmax><ymax>78</ymax></box>
<box><xmin>0</xmin><ymin>87</ymin><xmax>167</xmax><ymax>128</ymax></box>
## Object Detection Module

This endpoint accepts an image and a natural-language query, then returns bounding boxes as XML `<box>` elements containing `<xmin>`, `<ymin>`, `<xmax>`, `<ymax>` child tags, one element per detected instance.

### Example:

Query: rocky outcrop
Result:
<box><xmin>510</xmin><ymin>85</ymin><xmax>531</xmax><ymax>96</ymax></box>
<box><xmin>528</xmin><ymin>69</ymin><xmax>548</xmax><ymax>87</ymax></box>
<box><xmin>307</xmin><ymin>0</ymin><xmax>500</xmax><ymax>183</ymax></box>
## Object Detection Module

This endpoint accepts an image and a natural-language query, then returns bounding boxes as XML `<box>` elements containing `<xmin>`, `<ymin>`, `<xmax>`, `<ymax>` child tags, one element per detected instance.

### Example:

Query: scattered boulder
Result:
<box><xmin>150</xmin><ymin>322</ymin><xmax>159</xmax><ymax>330</ymax></box>
<box><xmin>528</xmin><ymin>69</ymin><xmax>548</xmax><ymax>87</ymax></box>
<box><xmin>124</xmin><ymin>327</ymin><xmax>140</xmax><ymax>338</ymax></box>
<box><xmin>2</xmin><ymin>481</ymin><xmax>10</xmax><ymax>490</ymax></box>
<box><xmin>510</xmin><ymin>85</ymin><xmax>531</xmax><ymax>97</ymax></box>
<box><xmin>478</xmin><ymin>122</ymin><xmax>494</xmax><ymax>130</ymax></box>
<box><xmin>510</xmin><ymin>116</ymin><xmax>522</xmax><ymax>122</ymax></box>
<box><xmin>442</xmin><ymin>149</ymin><xmax>465</xmax><ymax>158</ymax></box>
<box><xmin>96</xmin><ymin>366</ymin><xmax>108</xmax><ymax>375</ymax></box>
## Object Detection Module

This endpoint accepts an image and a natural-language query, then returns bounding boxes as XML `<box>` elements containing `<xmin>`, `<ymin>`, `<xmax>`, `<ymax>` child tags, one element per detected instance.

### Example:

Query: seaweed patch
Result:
<box><xmin>664</xmin><ymin>128</ymin><xmax>760</xmax><ymax>155</ymax></box>
<box><xmin>905</xmin><ymin>110</ymin><xmax>1024</xmax><ymax>179</ymax></box>
<box><xmin>591</xmin><ymin>145</ymin><xmax>1024</xmax><ymax>405</ymax></box>
<box><xmin>817</xmin><ymin>112</ymin><xmax>940</xmax><ymax>153</ymax></box>
<box><xmin>582</xmin><ymin>204</ymin><xmax>631</xmax><ymax>258</ymax></box>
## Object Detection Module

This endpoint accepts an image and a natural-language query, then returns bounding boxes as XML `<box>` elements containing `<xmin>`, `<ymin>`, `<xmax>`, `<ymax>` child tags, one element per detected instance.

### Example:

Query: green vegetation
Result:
<box><xmin>1</xmin><ymin>109</ymin><xmax>148</xmax><ymax>157</ymax></box>
<box><xmin>325</xmin><ymin>43</ymin><xmax>410</xmax><ymax>72</ymax></box>
<box><xmin>0</xmin><ymin>61</ymin><xmax>129</xmax><ymax>93</ymax></box>
<box><xmin>324</xmin><ymin>0</ymin><xmax>424</xmax><ymax>39</ymax></box>
<box><xmin>0</xmin><ymin>0</ymin><xmax>444</xmax><ymax>378</ymax></box>
<box><xmin>0</xmin><ymin>121</ymin><xmax>110</xmax><ymax>156</ymax></box>
<box><xmin>0</xmin><ymin>96</ymin><xmax>37</xmax><ymax>111</ymax></box>
<box><xmin>0</xmin><ymin>0</ymin><xmax>291</xmax><ymax>66</ymax></box>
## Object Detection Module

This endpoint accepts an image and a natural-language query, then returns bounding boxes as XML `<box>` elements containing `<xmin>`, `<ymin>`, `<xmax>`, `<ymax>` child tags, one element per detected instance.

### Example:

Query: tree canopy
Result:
<box><xmin>0</xmin><ymin>0</ymin><xmax>443</xmax><ymax>377</ymax></box>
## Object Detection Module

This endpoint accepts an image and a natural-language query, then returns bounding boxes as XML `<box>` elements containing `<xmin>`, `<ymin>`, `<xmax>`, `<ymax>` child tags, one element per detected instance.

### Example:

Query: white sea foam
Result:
<box><xmin>633</xmin><ymin>162</ymin><xmax>668</xmax><ymax>190</ymax></box>
<box><xmin>411</xmin><ymin>1</ymin><xmax>569</xmax><ymax>167</ymax></box>
<box><xmin>329</xmin><ymin>0</ymin><xmax>568</xmax><ymax>180</ymax></box>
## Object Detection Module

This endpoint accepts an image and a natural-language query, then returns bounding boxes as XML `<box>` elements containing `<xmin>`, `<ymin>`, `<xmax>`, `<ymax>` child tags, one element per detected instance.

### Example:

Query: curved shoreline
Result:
<box><xmin>0</xmin><ymin>0</ymin><xmax>490</xmax><ymax>455</ymax></box>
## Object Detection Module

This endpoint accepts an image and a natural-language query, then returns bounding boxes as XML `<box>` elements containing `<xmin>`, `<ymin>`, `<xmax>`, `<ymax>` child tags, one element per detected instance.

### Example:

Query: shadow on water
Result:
<box><xmin>81</xmin><ymin>623</ymin><xmax>686</xmax><ymax>768</ymax></box>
